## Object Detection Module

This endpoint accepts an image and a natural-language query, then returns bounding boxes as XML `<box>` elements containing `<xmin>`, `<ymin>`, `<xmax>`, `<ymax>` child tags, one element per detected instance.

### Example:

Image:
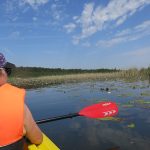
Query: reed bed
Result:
<box><xmin>9</xmin><ymin>69</ymin><xmax>150</xmax><ymax>89</ymax></box>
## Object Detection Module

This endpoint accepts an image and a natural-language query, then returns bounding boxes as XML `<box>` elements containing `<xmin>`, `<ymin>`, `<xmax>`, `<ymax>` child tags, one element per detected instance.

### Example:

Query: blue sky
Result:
<box><xmin>0</xmin><ymin>0</ymin><xmax>150</xmax><ymax>69</ymax></box>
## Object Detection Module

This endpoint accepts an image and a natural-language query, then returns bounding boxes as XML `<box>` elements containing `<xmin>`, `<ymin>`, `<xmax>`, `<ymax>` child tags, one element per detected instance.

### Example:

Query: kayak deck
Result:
<box><xmin>28</xmin><ymin>133</ymin><xmax>60</xmax><ymax>150</ymax></box>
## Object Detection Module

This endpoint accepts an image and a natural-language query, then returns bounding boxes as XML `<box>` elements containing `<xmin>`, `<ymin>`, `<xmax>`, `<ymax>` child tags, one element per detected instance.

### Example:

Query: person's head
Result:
<box><xmin>0</xmin><ymin>53</ymin><xmax>16</xmax><ymax>85</ymax></box>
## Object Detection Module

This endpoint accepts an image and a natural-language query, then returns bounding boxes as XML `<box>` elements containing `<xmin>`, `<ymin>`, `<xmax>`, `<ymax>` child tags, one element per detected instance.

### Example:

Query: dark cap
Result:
<box><xmin>0</xmin><ymin>53</ymin><xmax>16</xmax><ymax>69</ymax></box>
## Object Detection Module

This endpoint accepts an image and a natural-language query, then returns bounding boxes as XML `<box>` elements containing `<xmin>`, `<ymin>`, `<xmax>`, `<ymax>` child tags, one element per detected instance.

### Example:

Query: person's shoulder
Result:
<box><xmin>6</xmin><ymin>83</ymin><xmax>25</xmax><ymax>93</ymax></box>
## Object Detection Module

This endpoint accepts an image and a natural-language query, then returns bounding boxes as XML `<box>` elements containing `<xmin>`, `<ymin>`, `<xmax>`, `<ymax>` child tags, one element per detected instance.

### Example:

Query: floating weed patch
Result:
<box><xmin>128</xmin><ymin>100</ymin><xmax>136</xmax><ymax>104</ymax></box>
<box><xmin>129</xmin><ymin>85</ymin><xmax>140</xmax><ymax>89</ymax></box>
<box><xmin>140</xmin><ymin>92</ymin><xmax>150</xmax><ymax>96</ymax></box>
<box><xmin>94</xmin><ymin>99</ymin><xmax>109</xmax><ymax>103</ymax></box>
<box><xmin>129</xmin><ymin>85</ymin><xmax>149</xmax><ymax>89</ymax></box>
<box><xmin>140</xmin><ymin>85</ymin><xmax>150</xmax><ymax>89</ymax></box>
<box><xmin>120</xmin><ymin>99</ymin><xmax>150</xmax><ymax>110</ymax></box>
<box><xmin>127</xmin><ymin>123</ymin><xmax>135</xmax><ymax>128</ymax></box>
<box><xmin>135</xmin><ymin>100</ymin><xmax>145</xmax><ymax>104</ymax></box>
<box><xmin>134</xmin><ymin>100</ymin><xmax>150</xmax><ymax>104</ymax></box>
<box><xmin>121</xmin><ymin>104</ymin><xmax>134</xmax><ymax>108</ymax></box>
<box><xmin>80</xmin><ymin>98</ymin><xmax>111</xmax><ymax>103</ymax></box>
<box><xmin>97</xmin><ymin>117</ymin><xmax>124</xmax><ymax>122</ymax></box>
<box><xmin>80</xmin><ymin>98</ymin><xmax>101</xmax><ymax>102</ymax></box>
<box><xmin>117</xmin><ymin>93</ymin><xmax>133</xmax><ymax>97</ymax></box>
<box><xmin>121</xmin><ymin>100</ymin><xmax>150</xmax><ymax>109</ymax></box>
<box><xmin>135</xmin><ymin>100</ymin><xmax>150</xmax><ymax>109</ymax></box>
<box><xmin>140</xmin><ymin>105</ymin><xmax>150</xmax><ymax>109</ymax></box>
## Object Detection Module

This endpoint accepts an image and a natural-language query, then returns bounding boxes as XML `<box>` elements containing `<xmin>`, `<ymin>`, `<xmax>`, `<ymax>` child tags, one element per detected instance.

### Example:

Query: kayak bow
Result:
<box><xmin>28</xmin><ymin>133</ymin><xmax>60</xmax><ymax>150</ymax></box>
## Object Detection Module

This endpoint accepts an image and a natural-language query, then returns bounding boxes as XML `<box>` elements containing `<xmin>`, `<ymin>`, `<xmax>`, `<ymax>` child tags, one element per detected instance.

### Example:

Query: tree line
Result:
<box><xmin>11</xmin><ymin>67</ymin><xmax>119</xmax><ymax>78</ymax></box>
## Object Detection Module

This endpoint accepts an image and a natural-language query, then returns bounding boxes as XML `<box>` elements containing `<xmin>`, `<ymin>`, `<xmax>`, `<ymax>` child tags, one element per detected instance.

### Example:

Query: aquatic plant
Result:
<box><xmin>97</xmin><ymin>117</ymin><xmax>124</xmax><ymax>122</ymax></box>
<box><xmin>8</xmin><ymin>66</ymin><xmax>150</xmax><ymax>89</ymax></box>
<box><xmin>127</xmin><ymin>123</ymin><xmax>135</xmax><ymax>128</ymax></box>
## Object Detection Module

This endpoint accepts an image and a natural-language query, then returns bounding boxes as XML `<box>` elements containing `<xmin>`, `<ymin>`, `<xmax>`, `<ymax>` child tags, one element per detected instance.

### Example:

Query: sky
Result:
<box><xmin>0</xmin><ymin>0</ymin><xmax>150</xmax><ymax>69</ymax></box>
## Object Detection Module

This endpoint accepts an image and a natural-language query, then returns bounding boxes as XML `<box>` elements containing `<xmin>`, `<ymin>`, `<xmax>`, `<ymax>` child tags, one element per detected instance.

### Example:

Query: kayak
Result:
<box><xmin>28</xmin><ymin>133</ymin><xmax>60</xmax><ymax>150</ymax></box>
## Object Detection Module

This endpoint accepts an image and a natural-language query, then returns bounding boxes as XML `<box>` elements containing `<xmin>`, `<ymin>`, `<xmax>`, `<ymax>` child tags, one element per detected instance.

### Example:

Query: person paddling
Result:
<box><xmin>0</xmin><ymin>53</ymin><xmax>43</xmax><ymax>150</ymax></box>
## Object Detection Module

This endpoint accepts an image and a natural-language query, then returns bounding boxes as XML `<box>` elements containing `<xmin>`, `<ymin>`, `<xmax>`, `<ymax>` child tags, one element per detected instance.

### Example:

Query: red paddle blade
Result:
<box><xmin>78</xmin><ymin>102</ymin><xmax>118</xmax><ymax>118</ymax></box>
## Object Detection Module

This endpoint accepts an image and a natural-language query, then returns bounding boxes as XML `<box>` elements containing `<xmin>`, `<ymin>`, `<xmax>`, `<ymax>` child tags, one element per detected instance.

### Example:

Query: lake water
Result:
<box><xmin>26</xmin><ymin>80</ymin><xmax>150</xmax><ymax>150</ymax></box>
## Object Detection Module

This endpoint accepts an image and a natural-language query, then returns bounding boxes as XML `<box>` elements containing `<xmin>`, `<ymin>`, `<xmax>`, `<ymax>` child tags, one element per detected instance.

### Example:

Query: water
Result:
<box><xmin>25</xmin><ymin>81</ymin><xmax>150</xmax><ymax>150</ymax></box>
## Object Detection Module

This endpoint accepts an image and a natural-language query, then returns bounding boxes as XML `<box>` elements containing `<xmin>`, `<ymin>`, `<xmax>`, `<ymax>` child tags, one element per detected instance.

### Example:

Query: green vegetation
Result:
<box><xmin>9</xmin><ymin>72</ymin><xmax>123</xmax><ymax>88</ymax></box>
<box><xmin>9</xmin><ymin>67</ymin><xmax>150</xmax><ymax>89</ymax></box>
<box><xmin>11</xmin><ymin>67</ymin><xmax>119</xmax><ymax>78</ymax></box>
<box><xmin>120</xmin><ymin>67</ymin><xmax>150</xmax><ymax>81</ymax></box>
<box><xmin>120</xmin><ymin>99</ymin><xmax>150</xmax><ymax>109</ymax></box>
<box><xmin>97</xmin><ymin>117</ymin><xmax>124</xmax><ymax>122</ymax></box>
<box><xmin>127</xmin><ymin>123</ymin><xmax>135</xmax><ymax>128</ymax></box>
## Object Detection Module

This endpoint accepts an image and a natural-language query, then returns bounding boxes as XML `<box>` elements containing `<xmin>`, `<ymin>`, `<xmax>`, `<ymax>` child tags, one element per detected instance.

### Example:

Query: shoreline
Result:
<box><xmin>9</xmin><ymin>72</ymin><xmax>149</xmax><ymax>89</ymax></box>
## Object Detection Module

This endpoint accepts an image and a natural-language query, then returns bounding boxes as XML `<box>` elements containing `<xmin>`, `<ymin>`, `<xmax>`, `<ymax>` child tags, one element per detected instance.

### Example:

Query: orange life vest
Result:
<box><xmin>0</xmin><ymin>83</ymin><xmax>25</xmax><ymax>146</ymax></box>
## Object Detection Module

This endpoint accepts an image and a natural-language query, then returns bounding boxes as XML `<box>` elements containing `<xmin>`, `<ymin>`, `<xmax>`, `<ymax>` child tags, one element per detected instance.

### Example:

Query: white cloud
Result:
<box><xmin>82</xmin><ymin>41</ymin><xmax>91</xmax><ymax>47</ymax></box>
<box><xmin>72</xmin><ymin>36</ymin><xmax>80</xmax><ymax>45</ymax></box>
<box><xmin>11</xmin><ymin>16</ymin><xmax>18</xmax><ymax>21</ymax></box>
<box><xmin>4</xmin><ymin>0</ymin><xmax>49</xmax><ymax>13</ymax></box>
<box><xmin>0</xmin><ymin>31</ymin><xmax>20</xmax><ymax>40</ymax></box>
<box><xmin>9</xmin><ymin>31</ymin><xmax>20</xmax><ymax>39</ymax></box>
<box><xmin>67</xmin><ymin>0</ymin><xmax>150</xmax><ymax>43</ymax></box>
<box><xmin>97</xmin><ymin>20</ymin><xmax>150</xmax><ymax>47</ymax></box>
<box><xmin>51</xmin><ymin>4</ymin><xmax>61</xmax><ymax>21</ymax></box>
<box><xmin>50</xmin><ymin>2</ymin><xmax>67</xmax><ymax>23</ymax></box>
<box><xmin>73</xmin><ymin>16</ymin><xmax>79</xmax><ymax>21</ymax></box>
<box><xmin>32</xmin><ymin>17</ymin><xmax>37</xmax><ymax>21</ymax></box>
<box><xmin>64</xmin><ymin>23</ymin><xmax>76</xmax><ymax>33</ymax></box>
<box><xmin>116</xmin><ymin>15</ymin><xmax>127</xmax><ymax>26</ymax></box>
<box><xmin>97</xmin><ymin>37</ymin><xmax>125</xmax><ymax>47</ymax></box>
<box><xmin>4</xmin><ymin>0</ymin><xmax>66</xmax><ymax>24</ymax></box>
<box><xmin>135</xmin><ymin>20</ymin><xmax>150</xmax><ymax>31</ymax></box>
<box><xmin>5</xmin><ymin>0</ymin><xmax>16</xmax><ymax>13</ymax></box>
<box><xmin>79</xmin><ymin>3</ymin><xmax>96</xmax><ymax>39</ymax></box>
<box><xmin>23</xmin><ymin>0</ymin><xmax>49</xmax><ymax>8</ymax></box>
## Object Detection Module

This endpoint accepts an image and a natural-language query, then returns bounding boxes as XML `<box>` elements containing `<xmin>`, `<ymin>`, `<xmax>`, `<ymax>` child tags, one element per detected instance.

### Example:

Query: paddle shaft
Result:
<box><xmin>36</xmin><ymin>113</ymin><xmax>79</xmax><ymax>124</ymax></box>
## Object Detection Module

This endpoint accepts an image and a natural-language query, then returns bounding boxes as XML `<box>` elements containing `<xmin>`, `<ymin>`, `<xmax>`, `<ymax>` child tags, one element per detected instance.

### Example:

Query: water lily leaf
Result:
<box><xmin>135</xmin><ymin>100</ymin><xmax>150</xmax><ymax>104</ymax></box>
<box><xmin>97</xmin><ymin>117</ymin><xmax>124</xmax><ymax>122</ymax></box>
<box><xmin>127</xmin><ymin>123</ymin><xmax>135</xmax><ymax>128</ymax></box>
<box><xmin>117</xmin><ymin>93</ymin><xmax>133</xmax><ymax>97</ymax></box>
<box><xmin>122</xmin><ymin>104</ymin><xmax>134</xmax><ymax>108</ymax></box>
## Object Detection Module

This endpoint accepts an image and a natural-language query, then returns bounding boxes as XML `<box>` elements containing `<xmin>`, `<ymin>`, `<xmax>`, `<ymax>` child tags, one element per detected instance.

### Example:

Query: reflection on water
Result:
<box><xmin>26</xmin><ymin>81</ymin><xmax>150</xmax><ymax>150</ymax></box>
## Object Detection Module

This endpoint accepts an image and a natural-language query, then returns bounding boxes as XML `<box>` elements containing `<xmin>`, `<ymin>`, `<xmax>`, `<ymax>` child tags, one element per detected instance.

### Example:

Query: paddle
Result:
<box><xmin>36</xmin><ymin>101</ymin><xmax>118</xmax><ymax>124</ymax></box>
